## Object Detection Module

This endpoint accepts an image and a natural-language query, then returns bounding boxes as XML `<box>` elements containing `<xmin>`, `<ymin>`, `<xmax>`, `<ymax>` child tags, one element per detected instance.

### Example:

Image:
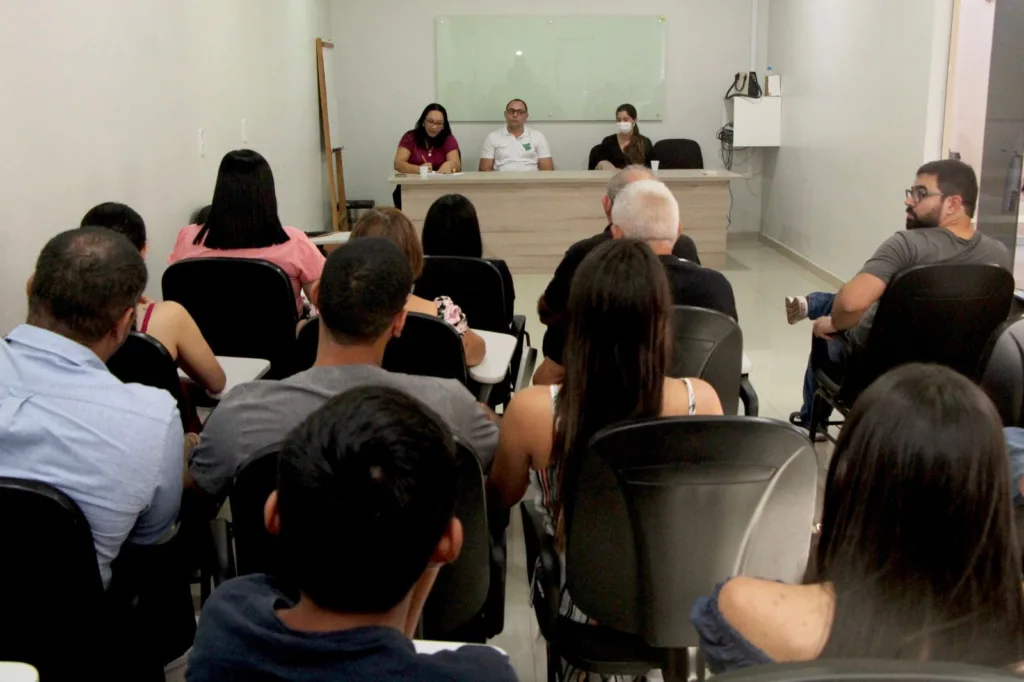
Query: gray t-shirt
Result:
<box><xmin>190</xmin><ymin>364</ymin><xmax>500</xmax><ymax>500</ymax></box>
<box><xmin>850</xmin><ymin>228</ymin><xmax>1011</xmax><ymax>347</ymax></box>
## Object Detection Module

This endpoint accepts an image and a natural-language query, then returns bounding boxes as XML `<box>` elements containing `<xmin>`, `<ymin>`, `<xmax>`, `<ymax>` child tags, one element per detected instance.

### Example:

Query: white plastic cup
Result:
<box><xmin>651</xmin><ymin>160</ymin><xmax>661</xmax><ymax>172</ymax></box>
<box><xmin>419</xmin><ymin>165</ymin><xmax>429</xmax><ymax>179</ymax></box>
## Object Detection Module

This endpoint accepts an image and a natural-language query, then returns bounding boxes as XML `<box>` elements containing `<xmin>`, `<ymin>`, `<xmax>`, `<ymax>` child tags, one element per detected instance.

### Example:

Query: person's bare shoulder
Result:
<box><xmin>718</xmin><ymin>577</ymin><xmax>831</xmax><ymax>663</ymax></box>
<box><xmin>505</xmin><ymin>385</ymin><xmax>556</xmax><ymax>458</ymax></box>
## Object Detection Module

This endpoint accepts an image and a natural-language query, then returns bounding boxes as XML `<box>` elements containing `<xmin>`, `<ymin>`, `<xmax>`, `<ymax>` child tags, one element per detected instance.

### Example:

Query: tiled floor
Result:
<box><xmin>491</xmin><ymin>236</ymin><xmax>837</xmax><ymax>682</ymax></box>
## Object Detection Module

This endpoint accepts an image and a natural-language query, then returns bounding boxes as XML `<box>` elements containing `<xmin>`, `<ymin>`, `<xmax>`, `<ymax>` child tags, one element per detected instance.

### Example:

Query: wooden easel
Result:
<box><xmin>316</xmin><ymin>38</ymin><xmax>347</xmax><ymax>232</ymax></box>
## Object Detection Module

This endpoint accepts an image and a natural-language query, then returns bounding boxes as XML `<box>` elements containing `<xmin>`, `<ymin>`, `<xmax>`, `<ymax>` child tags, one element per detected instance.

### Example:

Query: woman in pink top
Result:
<box><xmin>394</xmin><ymin>103</ymin><xmax>461</xmax><ymax>175</ymax></box>
<box><xmin>168</xmin><ymin>150</ymin><xmax>325</xmax><ymax>317</ymax></box>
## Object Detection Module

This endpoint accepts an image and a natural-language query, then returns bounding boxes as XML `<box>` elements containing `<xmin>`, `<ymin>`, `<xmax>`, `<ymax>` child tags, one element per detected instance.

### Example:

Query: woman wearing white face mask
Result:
<box><xmin>592</xmin><ymin>103</ymin><xmax>654</xmax><ymax>170</ymax></box>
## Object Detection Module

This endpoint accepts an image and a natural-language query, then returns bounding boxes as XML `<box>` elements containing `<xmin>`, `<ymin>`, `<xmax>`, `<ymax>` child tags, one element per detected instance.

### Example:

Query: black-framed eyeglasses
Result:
<box><xmin>505</xmin><ymin>108</ymin><xmax>527</xmax><ymax>116</ymax></box>
<box><xmin>905</xmin><ymin>186</ymin><xmax>943</xmax><ymax>202</ymax></box>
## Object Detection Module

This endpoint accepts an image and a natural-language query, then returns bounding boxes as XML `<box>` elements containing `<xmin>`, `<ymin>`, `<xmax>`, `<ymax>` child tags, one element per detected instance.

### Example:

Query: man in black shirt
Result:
<box><xmin>535</xmin><ymin>169</ymin><xmax>736</xmax><ymax>384</ymax></box>
<box><xmin>187</xmin><ymin>388</ymin><xmax>517</xmax><ymax>681</ymax></box>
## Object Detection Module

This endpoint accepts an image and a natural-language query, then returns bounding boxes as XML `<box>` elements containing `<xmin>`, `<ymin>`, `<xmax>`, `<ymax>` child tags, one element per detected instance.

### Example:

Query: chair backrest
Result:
<box><xmin>230</xmin><ymin>443</ymin><xmax>283</xmax><ymax>577</ymax></box>
<box><xmin>0</xmin><ymin>477</ymin><xmax>107</xmax><ymax>678</ymax></box>
<box><xmin>294</xmin><ymin>317</ymin><xmax>320</xmax><ymax>374</ymax></box>
<box><xmin>844</xmin><ymin>263</ymin><xmax>1014</xmax><ymax>401</ymax></box>
<box><xmin>162</xmin><ymin>257</ymin><xmax>298</xmax><ymax>377</ymax></box>
<box><xmin>668</xmin><ymin>306</ymin><xmax>743</xmax><ymax>415</ymax></box>
<box><xmin>382</xmin><ymin>312</ymin><xmax>469</xmax><ymax>385</ymax></box>
<box><xmin>712</xmin><ymin>659</ymin><xmax>1024</xmax><ymax>682</ymax></box>
<box><xmin>979</xmin><ymin>317</ymin><xmax>1024</xmax><ymax>428</ymax></box>
<box><xmin>563</xmin><ymin>417</ymin><xmax>817</xmax><ymax>648</ymax></box>
<box><xmin>588</xmin><ymin>144</ymin><xmax>603</xmax><ymax>171</ymax></box>
<box><xmin>415</xmin><ymin>256</ymin><xmax>510</xmax><ymax>333</ymax></box>
<box><xmin>485</xmin><ymin>258</ymin><xmax>516</xmax><ymax>325</ymax></box>
<box><xmin>420</xmin><ymin>440</ymin><xmax>490</xmax><ymax>639</ymax></box>
<box><xmin>230</xmin><ymin>440</ymin><xmax>490</xmax><ymax>639</ymax></box>
<box><xmin>107</xmin><ymin>332</ymin><xmax>189</xmax><ymax>430</ymax></box>
<box><xmin>651</xmin><ymin>139</ymin><xmax>704</xmax><ymax>169</ymax></box>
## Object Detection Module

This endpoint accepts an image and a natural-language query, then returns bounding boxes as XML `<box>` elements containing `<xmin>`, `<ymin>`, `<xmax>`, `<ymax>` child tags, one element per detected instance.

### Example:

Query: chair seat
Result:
<box><xmin>556</xmin><ymin>616</ymin><xmax>661</xmax><ymax>677</ymax></box>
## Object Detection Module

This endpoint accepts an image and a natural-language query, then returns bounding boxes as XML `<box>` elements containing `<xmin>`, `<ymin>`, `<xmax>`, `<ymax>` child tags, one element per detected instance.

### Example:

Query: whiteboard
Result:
<box><xmin>436</xmin><ymin>16</ymin><xmax>666</xmax><ymax>123</ymax></box>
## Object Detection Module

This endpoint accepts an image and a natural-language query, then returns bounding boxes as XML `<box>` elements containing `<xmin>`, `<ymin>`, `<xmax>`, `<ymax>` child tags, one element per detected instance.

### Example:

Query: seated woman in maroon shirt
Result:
<box><xmin>394</xmin><ymin>103</ymin><xmax>461</xmax><ymax>175</ymax></box>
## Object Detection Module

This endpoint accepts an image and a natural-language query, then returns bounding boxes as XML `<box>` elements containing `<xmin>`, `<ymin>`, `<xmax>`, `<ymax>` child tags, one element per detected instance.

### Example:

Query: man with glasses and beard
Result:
<box><xmin>784</xmin><ymin>159</ymin><xmax>1010</xmax><ymax>438</ymax></box>
<box><xmin>478</xmin><ymin>98</ymin><xmax>554</xmax><ymax>172</ymax></box>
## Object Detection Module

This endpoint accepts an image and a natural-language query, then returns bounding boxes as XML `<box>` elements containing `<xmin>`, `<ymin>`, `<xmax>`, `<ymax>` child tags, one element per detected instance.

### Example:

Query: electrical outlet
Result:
<box><xmin>241</xmin><ymin>118</ymin><xmax>249</xmax><ymax>143</ymax></box>
<box><xmin>197</xmin><ymin>128</ymin><xmax>206</xmax><ymax>157</ymax></box>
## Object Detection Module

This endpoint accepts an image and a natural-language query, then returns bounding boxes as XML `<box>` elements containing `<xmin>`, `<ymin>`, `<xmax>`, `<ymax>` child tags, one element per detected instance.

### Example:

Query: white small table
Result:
<box><xmin>309</xmin><ymin>231</ymin><xmax>351</xmax><ymax>246</ymax></box>
<box><xmin>0</xmin><ymin>663</ymin><xmax>38</xmax><ymax>682</ymax></box>
<box><xmin>180</xmin><ymin>355</ymin><xmax>271</xmax><ymax>399</ymax></box>
<box><xmin>469</xmin><ymin>330</ymin><xmax>518</xmax><ymax>385</ymax></box>
<box><xmin>413</xmin><ymin>640</ymin><xmax>508</xmax><ymax>657</ymax></box>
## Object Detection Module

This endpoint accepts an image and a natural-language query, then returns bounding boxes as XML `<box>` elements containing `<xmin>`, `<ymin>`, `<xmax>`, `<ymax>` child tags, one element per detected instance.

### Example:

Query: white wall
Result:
<box><xmin>330</xmin><ymin>0</ymin><xmax>767</xmax><ymax>234</ymax></box>
<box><xmin>946</xmin><ymin>0</ymin><xmax>996</xmax><ymax>174</ymax></box>
<box><xmin>0</xmin><ymin>0</ymin><xmax>333</xmax><ymax>334</ymax></box>
<box><xmin>759</xmin><ymin>0</ymin><xmax>954</xmax><ymax>281</ymax></box>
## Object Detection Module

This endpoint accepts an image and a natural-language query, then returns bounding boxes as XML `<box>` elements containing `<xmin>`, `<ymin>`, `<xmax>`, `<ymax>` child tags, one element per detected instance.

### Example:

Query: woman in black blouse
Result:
<box><xmin>593</xmin><ymin>103</ymin><xmax>654</xmax><ymax>170</ymax></box>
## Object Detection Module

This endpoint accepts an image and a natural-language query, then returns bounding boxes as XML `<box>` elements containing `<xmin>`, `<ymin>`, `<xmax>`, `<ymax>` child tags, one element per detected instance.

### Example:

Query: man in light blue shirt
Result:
<box><xmin>0</xmin><ymin>228</ymin><xmax>183</xmax><ymax>587</ymax></box>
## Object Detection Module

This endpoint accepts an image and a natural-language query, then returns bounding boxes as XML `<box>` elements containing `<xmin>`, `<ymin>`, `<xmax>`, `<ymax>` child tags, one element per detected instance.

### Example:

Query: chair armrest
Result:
<box><xmin>739</xmin><ymin>377</ymin><xmax>759</xmax><ymax>417</ymax></box>
<box><xmin>208</xmin><ymin>518</ymin><xmax>236</xmax><ymax>586</ymax></box>
<box><xmin>519</xmin><ymin>501</ymin><xmax>561</xmax><ymax>641</ymax></box>
<box><xmin>509</xmin><ymin>315</ymin><xmax>527</xmax><ymax>388</ymax></box>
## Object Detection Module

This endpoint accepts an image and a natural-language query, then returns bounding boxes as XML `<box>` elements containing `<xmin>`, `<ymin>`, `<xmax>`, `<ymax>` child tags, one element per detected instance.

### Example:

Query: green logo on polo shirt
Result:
<box><xmin>523</xmin><ymin>142</ymin><xmax>532</xmax><ymax>151</ymax></box>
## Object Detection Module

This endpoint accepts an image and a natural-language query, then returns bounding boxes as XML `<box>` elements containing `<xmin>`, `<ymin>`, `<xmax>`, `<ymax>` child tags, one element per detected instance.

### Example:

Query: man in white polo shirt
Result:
<box><xmin>478</xmin><ymin>98</ymin><xmax>554</xmax><ymax>172</ymax></box>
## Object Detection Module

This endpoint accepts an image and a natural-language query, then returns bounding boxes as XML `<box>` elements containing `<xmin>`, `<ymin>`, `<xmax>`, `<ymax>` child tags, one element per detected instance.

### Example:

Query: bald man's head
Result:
<box><xmin>602</xmin><ymin>165</ymin><xmax>657</xmax><ymax>219</ymax></box>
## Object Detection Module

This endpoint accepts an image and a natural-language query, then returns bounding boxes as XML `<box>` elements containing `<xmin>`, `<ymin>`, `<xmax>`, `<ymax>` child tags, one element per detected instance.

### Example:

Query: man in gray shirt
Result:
<box><xmin>188</xmin><ymin>237</ymin><xmax>500</xmax><ymax>503</ymax></box>
<box><xmin>790</xmin><ymin>159</ymin><xmax>1010</xmax><ymax>432</ymax></box>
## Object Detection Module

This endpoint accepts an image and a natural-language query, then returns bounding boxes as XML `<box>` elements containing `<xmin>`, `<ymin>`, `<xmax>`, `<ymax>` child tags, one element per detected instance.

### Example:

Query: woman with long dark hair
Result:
<box><xmin>692</xmin><ymin>363</ymin><xmax>1024</xmax><ymax>671</ymax></box>
<box><xmin>592</xmin><ymin>103</ymin><xmax>654</xmax><ymax>170</ymax></box>
<box><xmin>488</xmin><ymin>240</ymin><xmax>721</xmax><ymax>667</ymax></box>
<box><xmin>169</xmin><ymin>150</ymin><xmax>325</xmax><ymax>317</ymax></box>
<box><xmin>421</xmin><ymin>193</ymin><xmax>516</xmax><ymax>323</ymax></box>
<box><xmin>394</xmin><ymin>103</ymin><xmax>461</xmax><ymax>175</ymax></box>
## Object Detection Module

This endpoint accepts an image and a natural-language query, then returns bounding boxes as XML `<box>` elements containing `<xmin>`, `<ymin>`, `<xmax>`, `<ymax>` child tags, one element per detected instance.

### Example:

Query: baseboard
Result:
<box><xmin>757</xmin><ymin>233</ymin><xmax>845</xmax><ymax>289</ymax></box>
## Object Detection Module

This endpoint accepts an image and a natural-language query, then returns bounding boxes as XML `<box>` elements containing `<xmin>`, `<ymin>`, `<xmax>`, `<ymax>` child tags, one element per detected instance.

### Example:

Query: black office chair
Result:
<box><xmin>0</xmin><ymin>477</ymin><xmax>110</xmax><ymax>680</ymax></box>
<box><xmin>382</xmin><ymin>312</ymin><xmax>469</xmax><ymax>386</ymax></box>
<box><xmin>107</xmin><ymin>331</ymin><xmax>189</xmax><ymax>430</ymax></box>
<box><xmin>162</xmin><ymin>257</ymin><xmax>299</xmax><ymax>379</ymax></box>
<box><xmin>522</xmin><ymin>417</ymin><xmax>817</xmax><ymax>681</ymax></box>
<box><xmin>713</xmin><ymin>659</ymin><xmax>1024</xmax><ymax>682</ymax></box>
<box><xmin>588</xmin><ymin>144</ymin><xmax>604</xmax><ymax>170</ymax></box>
<box><xmin>294</xmin><ymin>317</ymin><xmax>320</xmax><ymax>374</ymax></box>
<box><xmin>978</xmin><ymin>316</ymin><xmax>1024</xmax><ymax>428</ymax></box>
<box><xmin>809</xmin><ymin>264</ymin><xmax>1014</xmax><ymax>441</ymax></box>
<box><xmin>651</xmin><ymin>139</ymin><xmax>704</xmax><ymax>169</ymax></box>
<box><xmin>416</xmin><ymin>256</ymin><xmax>531</xmax><ymax>405</ymax></box>
<box><xmin>230</xmin><ymin>440</ymin><xmax>501</xmax><ymax>642</ymax></box>
<box><xmin>668</xmin><ymin>306</ymin><xmax>743</xmax><ymax>415</ymax></box>
<box><xmin>230</xmin><ymin>443</ymin><xmax>282</xmax><ymax>578</ymax></box>
<box><xmin>416</xmin><ymin>256</ymin><xmax>510</xmax><ymax>333</ymax></box>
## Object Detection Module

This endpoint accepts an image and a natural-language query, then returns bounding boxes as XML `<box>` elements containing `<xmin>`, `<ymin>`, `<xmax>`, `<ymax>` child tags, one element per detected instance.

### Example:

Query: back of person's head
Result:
<box><xmin>80</xmin><ymin>202</ymin><xmax>146</xmax><ymax>252</ymax></box>
<box><xmin>605</xmin><ymin>165</ymin><xmax>656</xmax><ymax>206</ymax></box>
<box><xmin>554</xmin><ymin>239</ymin><xmax>671</xmax><ymax>517</ymax></box>
<box><xmin>421</xmin><ymin>194</ymin><xmax>483</xmax><ymax>258</ymax></box>
<box><xmin>195</xmin><ymin>150</ymin><xmax>288</xmax><ymax>250</ymax></box>
<box><xmin>276</xmin><ymin>386</ymin><xmax>459</xmax><ymax>613</ymax></box>
<box><xmin>190</xmin><ymin>204</ymin><xmax>212</xmax><ymax>226</ymax></box>
<box><xmin>350</xmin><ymin>207</ymin><xmax>424</xmax><ymax>279</ymax></box>
<box><xmin>28</xmin><ymin>228</ymin><xmax>147</xmax><ymax>346</ymax></box>
<box><xmin>813</xmin><ymin>363</ymin><xmax>1024</xmax><ymax>665</ymax></box>
<box><xmin>317</xmin><ymin>237</ymin><xmax>413</xmax><ymax>345</ymax></box>
<box><xmin>916</xmin><ymin>159</ymin><xmax>979</xmax><ymax>218</ymax></box>
<box><xmin>611</xmin><ymin>179</ymin><xmax>680</xmax><ymax>243</ymax></box>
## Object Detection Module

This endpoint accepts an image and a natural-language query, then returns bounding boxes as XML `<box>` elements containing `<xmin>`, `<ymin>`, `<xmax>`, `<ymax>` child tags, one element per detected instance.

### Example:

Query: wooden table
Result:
<box><xmin>390</xmin><ymin>169</ymin><xmax>742</xmax><ymax>273</ymax></box>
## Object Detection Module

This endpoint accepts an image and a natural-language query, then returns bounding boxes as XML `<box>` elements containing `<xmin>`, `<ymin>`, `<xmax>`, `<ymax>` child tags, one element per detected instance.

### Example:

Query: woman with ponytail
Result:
<box><xmin>592</xmin><ymin>103</ymin><xmax>654</xmax><ymax>170</ymax></box>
